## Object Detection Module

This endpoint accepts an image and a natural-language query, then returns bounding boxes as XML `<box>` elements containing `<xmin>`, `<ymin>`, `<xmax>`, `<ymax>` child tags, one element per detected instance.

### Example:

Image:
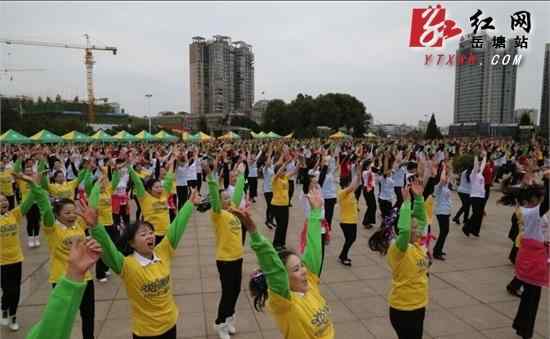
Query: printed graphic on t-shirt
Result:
<box><xmin>140</xmin><ymin>274</ymin><xmax>171</xmax><ymax>298</ymax></box>
<box><xmin>0</xmin><ymin>223</ymin><xmax>17</xmax><ymax>237</ymax></box>
<box><xmin>311</xmin><ymin>304</ymin><xmax>331</xmax><ymax>337</ymax></box>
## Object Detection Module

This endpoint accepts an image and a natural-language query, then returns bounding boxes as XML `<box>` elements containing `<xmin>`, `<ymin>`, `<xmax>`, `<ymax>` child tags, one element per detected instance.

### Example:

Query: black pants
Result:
<box><xmin>513</xmin><ymin>282</ymin><xmax>541</xmax><ymax>339</ymax></box>
<box><xmin>215</xmin><ymin>259</ymin><xmax>243</xmax><ymax>324</ymax></box>
<box><xmin>187</xmin><ymin>179</ymin><xmax>198</xmax><ymax>189</ymax></box>
<box><xmin>133</xmin><ymin>325</ymin><xmax>176</xmax><ymax>339</ymax></box>
<box><xmin>96</xmin><ymin>226</ymin><xmax>117</xmax><ymax>280</ymax></box>
<box><xmin>454</xmin><ymin>192</ymin><xmax>471</xmax><ymax>224</ymax></box>
<box><xmin>26</xmin><ymin>203</ymin><xmax>40</xmax><ymax>236</ymax></box>
<box><xmin>1</xmin><ymin>262</ymin><xmax>22</xmax><ymax>316</ymax></box>
<box><xmin>176</xmin><ymin>186</ymin><xmax>188</xmax><ymax>210</ymax></box>
<box><xmin>464</xmin><ymin>197</ymin><xmax>485</xmax><ymax>236</ymax></box>
<box><xmin>6</xmin><ymin>195</ymin><xmax>15</xmax><ymax>210</ymax></box>
<box><xmin>248</xmin><ymin>177</ymin><xmax>258</xmax><ymax>199</ymax></box>
<box><xmin>389</xmin><ymin>307</ymin><xmax>425</xmax><ymax>339</ymax></box>
<box><xmin>324</xmin><ymin>198</ymin><xmax>337</xmax><ymax>227</ymax></box>
<box><xmin>264</xmin><ymin>192</ymin><xmax>274</xmax><ymax>223</ymax></box>
<box><xmin>196</xmin><ymin>173</ymin><xmax>202</xmax><ymax>193</ymax></box>
<box><xmin>509</xmin><ymin>245</ymin><xmax>519</xmax><ymax>264</ymax></box>
<box><xmin>288</xmin><ymin>180</ymin><xmax>295</xmax><ymax>205</ymax></box>
<box><xmin>113</xmin><ymin>209</ymin><xmax>130</xmax><ymax>229</ymax></box>
<box><xmin>362</xmin><ymin>190</ymin><xmax>377</xmax><ymax>226</ymax></box>
<box><xmin>433</xmin><ymin>215</ymin><xmax>449</xmax><ymax>256</ymax></box>
<box><xmin>319</xmin><ymin>235</ymin><xmax>327</xmax><ymax>277</ymax></box>
<box><xmin>354</xmin><ymin>185</ymin><xmax>362</xmax><ymax>202</ymax></box>
<box><xmin>483</xmin><ymin>184</ymin><xmax>491</xmax><ymax>211</ymax></box>
<box><xmin>272</xmin><ymin>205</ymin><xmax>289</xmax><ymax>248</ymax></box>
<box><xmin>339</xmin><ymin>223</ymin><xmax>357</xmax><ymax>260</ymax></box>
<box><xmin>378</xmin><ymin>199</ymin><xmax>392</xmax><ymax>225</ymax></box>
<box><xmin>53</xmin><ymin>280</ymin><xmax>95</xmax><ymax>339</ymax></box>
<box><xmin>169</xmin><ymin>209</ymin><xmax>176</xmax><ymax>222</ymax></box>
<box><xmin>394</xmin><ymin>187</ymin><xmax>404</xmax><ymax>209</ymax></box>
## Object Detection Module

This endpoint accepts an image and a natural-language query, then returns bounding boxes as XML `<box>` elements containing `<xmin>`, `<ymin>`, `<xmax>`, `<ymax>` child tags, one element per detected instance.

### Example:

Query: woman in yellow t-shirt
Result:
<box><xmin>0</xmin><ymin>159</ymin><xmax>15</xmax><ymax>210</ymax></box>
<box><xmin>336</xmin><ymin>165</ymin><xmax>362</xmax><ymax>266</ymax></box>
<box><xmin>34</xmin><ymin>181</ymin><xmax>102</xmax><ymax>339</ymax></box>
<box><xmin>0</xmin><ymin>175</ymin><xmax>40</xmax><ymax>331</ymax></box>
<box><xmin>271</xmin><ymin>154</ymin><xmax>299</xmax><ymax>250</ymax></box>
<box><xmin>368</xmin><ymin>180</ymin><xmax>428</xmax><ymax>339</ymax></box>
<box><xmin>235</xmin><ymin>186</ymin><xmax>334</xmax><ymax>339</ymax></box>
<box><xmin>204</xmin><ymin>160</ymin><xmax>246</xmax><ymax>339</ymax></box>
<box><xmin>129</xmin><ymin>156</ymin><xmax>175</xmax><ymax>245</ymax></box>
<box><xmin>88</xmin><ymin>185</ymin><xmax>200</xmax><ymax>339</ymax></box>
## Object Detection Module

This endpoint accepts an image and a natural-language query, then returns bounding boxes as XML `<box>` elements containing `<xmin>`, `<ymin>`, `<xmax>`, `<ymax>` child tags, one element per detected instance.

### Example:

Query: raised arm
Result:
<box><xmin>166</xmin><ymin>191</ymin><xmax>198</xmax><ymax>249</ymax></box>
<box><xmin>207</xmin><ymin>171</ymin><xmax>222</xmax><ymax>213</ymax></box>
<box><xmin>162</xmin><ymin>171</ymin><xmax>175</xmax><ymax>193</ymax></box>
<box><xmin>302</xmin><ymin>188</ymin><xmax>323</xmax><ymax>276</ymax></box>
<box><xmin>128</xmin><ymin>166</ymin><xmax>145</xmax><ymax>198</ymax></box>
<box><xmin>250</xmin><ymin>232</ymin><xmax>290</xmax><ymax>299</ymax></box>
<box><xmin>34</xmin><ymin>185</ymin><xmax>55</xmax><ymax>227</ymax></box>
<box><xmin>231</xmin><ymin>163</ymin><xmax>246</xmax><ymax>206</ymax></box>
<box><xmin>395</xmin><ymin>189</ymin><xmax>412</xmax><ymax>252</ymax></box>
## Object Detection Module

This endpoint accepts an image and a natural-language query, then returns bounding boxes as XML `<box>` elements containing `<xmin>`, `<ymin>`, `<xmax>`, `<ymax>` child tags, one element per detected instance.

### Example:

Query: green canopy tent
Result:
<box><xmin>267</xmin><ymin>131</ymin><xmax>281</xmax><ymax>139</ymax></box>
<box><xmin>90</xmin><ymin>130</ymin><xmax>115</xmax><ymax>143</ymax></box>
<box><xmin>29</xmin><ymin>129</ymin><xmax>63</xmax><ymax>144</ymax></box>
<box><xmin>0</xmin><ymin>129</ymin><xmax>31</xmax><ymax>144</ymax></box>
<box><xmin>154</xmin><ymin>130</ymin><xmax>178</xmax><ymax>142</ymax></box>
<box><xmin>62</xmin><ymin>131</ymin><xmax>91</xmax><ymax>143</ymax></box>
<box><xmin>135</xmin><ymin>130</ymin><xmax>157</xmax><ymax>142</ymax></box>
<box><xmin>252</xmin><ymin>131</ymin><xmax>268</xmax><ymax>139</ymax></box>
<box><xmin>113</xmin><ymin>130</ymin><xmax>137</xmax><ymax>143</ymax></box>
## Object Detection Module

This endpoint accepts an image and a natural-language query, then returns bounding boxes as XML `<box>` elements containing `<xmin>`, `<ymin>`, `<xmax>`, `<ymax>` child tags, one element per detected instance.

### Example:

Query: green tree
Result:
<box><xmin>37</xmin><ymin>96</ymin><xmax>43</xmax><ymax>104</ymax></box>
<box><xmin>230</xmin><ymin>115</ymin><xmax>260</xmax><ymax>132</ymax></box>
<box><xmin>425</xmin><ymin>113</ymin><xmax>442</xmax><ymax>139</ymax></box>
<box><xmin>55</xmin><ymin>94</ymin><xmax>62</xmax><ymax>103</ymax></box>
<box><xmin>519</xmin><ymin>112</ymin><xmax>532</xmax><ymax>126</ymax></box>
<box><xmin>73</xmin><ymin>96</ymin><xmax>79</xmax><ymax>103</ymax></box>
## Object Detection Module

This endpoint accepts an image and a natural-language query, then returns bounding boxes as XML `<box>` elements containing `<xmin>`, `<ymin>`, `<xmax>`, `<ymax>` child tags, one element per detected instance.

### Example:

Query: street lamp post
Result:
<box><xmin>145</xmin><ymin>94</ymin><xmax>152</xmax><ymax>133</ymax></box>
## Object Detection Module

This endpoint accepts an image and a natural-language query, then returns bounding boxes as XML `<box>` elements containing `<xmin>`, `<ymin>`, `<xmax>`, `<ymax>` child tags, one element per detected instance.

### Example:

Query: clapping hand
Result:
<box><xmin>306</xmin><ymin>185</ymin><xmax>324</xmax><ymax>209</ymax></box>
<box><xmin>190</xmin><ymin>187</ymin><xmax>202</xmax><ymax>205</ymax></box>
<box><xmin>66</xmin><ymin>237</ymin><xmax>102</xmax><ymax>282</ymax></box>
<box><xmin>75</xmin><ymin>200</ymin><xmax>98</xmax><ymax>229</ymax></box>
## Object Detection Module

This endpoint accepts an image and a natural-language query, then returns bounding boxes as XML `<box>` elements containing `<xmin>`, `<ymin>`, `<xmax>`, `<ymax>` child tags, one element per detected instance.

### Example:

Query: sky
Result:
<box><xmin>1</xmin><ymin>1</ymin><xmax>548</xmax><ymax>126</ymax></box>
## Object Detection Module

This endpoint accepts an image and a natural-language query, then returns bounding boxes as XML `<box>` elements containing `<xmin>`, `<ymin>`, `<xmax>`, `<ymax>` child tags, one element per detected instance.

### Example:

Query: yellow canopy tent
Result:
<box><xmin>328</xmin><ymin>131</ymin><xmax>351</xmax><ymax>139</ymax></box>
<box><xmin>284</xmin><ymin>132</ymin><xmax>294</xmax><ymax>139</ymax></box>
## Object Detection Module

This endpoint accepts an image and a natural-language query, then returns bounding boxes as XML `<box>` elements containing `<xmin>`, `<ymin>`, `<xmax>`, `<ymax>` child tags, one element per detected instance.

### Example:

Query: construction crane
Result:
<box><xmin>1</xmin><ymin>68</ymin><xmax>46</xmax><ymax>81</ymax></box>
<box><xmin>0</xmin><ymin>35</ymin><xmax>117</xmax><ymax>123</ymax></box>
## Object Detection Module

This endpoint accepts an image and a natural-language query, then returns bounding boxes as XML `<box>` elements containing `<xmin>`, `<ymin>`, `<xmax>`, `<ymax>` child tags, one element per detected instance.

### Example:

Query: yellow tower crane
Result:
<box><xmin>0</xmin><ymin>35</ymin><xmax>117</xmax><ymax>123</ymax></box>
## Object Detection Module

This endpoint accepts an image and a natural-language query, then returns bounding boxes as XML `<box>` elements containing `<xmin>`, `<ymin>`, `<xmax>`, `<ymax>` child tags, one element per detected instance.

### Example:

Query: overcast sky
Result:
<box><xmin>1</xmin><ymin>1</ymin><xmax>548</xmax><ymax>126</ymax></box>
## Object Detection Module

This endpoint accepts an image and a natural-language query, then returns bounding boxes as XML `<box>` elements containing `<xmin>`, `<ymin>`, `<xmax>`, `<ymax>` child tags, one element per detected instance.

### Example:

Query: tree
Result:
<box><xmin>73</xmin><ymin>96</ymin><xmax>79</xmax><ymax>103</ymax></box>
<box><xmin>37</xmin><ymin>96</ymin><xmax>43</xmax><ymax>104</ymax></box>
<box><xmin>46</xmin><ymin>96</ymin><xmax>52</xmax><ymax>103</ymax></box>
<box><xmin>519</xmin><ymin>112</ymin><xmax>532</xmax><ymax>126</ymax></box>
<box><xmin>230</xmin><ymin>115</ymin><xmax>260</xmax><ymax>132</ymax></box>
<box><xmin>425</xmin><ymin>113</ymin><xmax>442</xmax><ymax>139</ymax></box>
<box><xmin>55</xmin><ymin>94</ymin><xmax>62</xmax><ymax>103</ymax></box>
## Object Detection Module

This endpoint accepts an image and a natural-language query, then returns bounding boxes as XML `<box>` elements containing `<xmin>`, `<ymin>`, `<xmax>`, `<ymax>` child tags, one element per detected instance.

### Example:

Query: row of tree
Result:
<box><xmin>261</xmin><ymin>93</ymin><xmax>371</xmax><ymax>138</ymax></box>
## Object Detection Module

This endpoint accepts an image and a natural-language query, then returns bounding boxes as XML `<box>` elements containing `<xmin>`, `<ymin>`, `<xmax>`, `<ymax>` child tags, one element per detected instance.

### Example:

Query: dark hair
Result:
<box><xmin>498</xmin><ymin>182</ymin><xmax>546</xmax><ymax>207</ymax></box>
<box><xmin>340</xmin><ymin>175</ymin><xmax>351</xmax><ymax>188</ymax></box>
<box><xmin>368</xmin><ymin>207</ymin><xmax>398</xmax><ymax>255</ymax></box>
<box><xmin>51</xmin><ymin>170</ymin><xmax>64</xmax><ymax>183</ymax></box>
<box><xmin>118</xmin><ymin>221</ymin><xmax>155</xmax><ymax>255</ymax></box>
<box><xmin>53</xmin><ymin>198</ymin><xmax>76</xmax><ymax>217</ymax></box>
<box><xmin>144</xmin><ymin>177</ymin><xmax>160</xmax><ymax>192</ymax></box>
<box><xmin>249</xmin><ymin>249</ymin><xmax>298</xmax><ymax>312</ymax></box>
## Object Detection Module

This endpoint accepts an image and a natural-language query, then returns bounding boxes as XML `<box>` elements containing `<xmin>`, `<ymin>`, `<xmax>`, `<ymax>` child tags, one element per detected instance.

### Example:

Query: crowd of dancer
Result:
<box><xmin>0</xmin><ymin>137</ymin><xmax>548</xmax><ymax>339</ymax></box>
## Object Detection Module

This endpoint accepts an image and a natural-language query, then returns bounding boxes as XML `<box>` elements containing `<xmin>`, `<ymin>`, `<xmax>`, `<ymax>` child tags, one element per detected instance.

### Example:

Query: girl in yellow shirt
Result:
<box><xmin>129</xmin><ymin>157</ymin><xmax>175</xmax><ymax>245</ymax></box>
<box><xmin>336</xmin><ymin>166</ymin><xmax>362</xmax><ymax>266</ymax></box>
<box><xmin>0</xmin><ymin>175</ymin><xmax>40</xmax><ymax>331</ymax></box>
<box><xmin>271</xmin><ymin>154</ymin><xmax>299</xmax><ymax>250</ymax></box>
<box><xmin>88</xmin><ymin>185</ymin><xmax>200</xmax><ymax>339</ymax></box>
<box><xmin>368</xmin><ymin>180</ymin><xmax>428</xmax><ymax>339</ymax></box>
<box><xmin>235</xmin><ymin>186</ymin><xmax>335</xmax><ymax>339</ymax></box>
<box><xmin>204</xmin><ymin>161</ymin><xmax>246</xmax><ymax>339</ymax></box>
<box><xmin>34</xmin><ymin>179</ymin><xmax>102</xmax><ymax>339</ymax></box>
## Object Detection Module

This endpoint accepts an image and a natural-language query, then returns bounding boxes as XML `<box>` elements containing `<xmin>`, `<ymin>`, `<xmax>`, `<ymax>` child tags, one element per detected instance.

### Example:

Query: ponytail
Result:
<box><xmin>249</xmin><ymin>270</ymin><xmax>268</xmax><ymax>312</ymax></box>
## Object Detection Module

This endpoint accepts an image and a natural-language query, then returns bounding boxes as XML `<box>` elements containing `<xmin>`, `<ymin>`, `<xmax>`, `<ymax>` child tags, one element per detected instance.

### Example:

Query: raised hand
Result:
<box><xmin>229</xmin><ymin>208</ymin><xmax>256</xmax><ymax>233</ymax></box>
<box><xmin>402</xmin><ymin>184</ymin><xmax>411</xmax><ymax>201</ymax></box>
<box><xmin>411</xmin><ymin>179</ymin><xmax>424</xmax><ymax>197</ymax></box>
<box><xmin>66</xmin><ymin>237</ymin><xmax>103</xmax><ymax>282</ymax></box>
<box><xmin>189</xmin><ymin>187</ymin><xmax>202</xmax><ymax>205</ymax></box>
<box><xmin>307</xmin><ymin>185</ymin><xmax>324</xmax><ymax>209</ymax></box>
<box><xmin>75</xmin><ymin>200</ymin><xmax>98</xmax><ymax>228</ymax></box>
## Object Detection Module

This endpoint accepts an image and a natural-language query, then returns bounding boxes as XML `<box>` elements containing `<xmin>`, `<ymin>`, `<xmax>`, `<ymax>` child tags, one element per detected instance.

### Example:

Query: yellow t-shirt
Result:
<box><xmin>98</xmin><ymin>185</ymin><xmax>114</xmax><ymax>226</ymax></box>
<box><xmin>47</xmin><ymin>180</ymin><xmax>80</xmax><ymax>200</ymax></box>
<box><xmin>139</xmin><ymin>192</ymin><xmax>170</xmax><ymax>236</ymax></box>
<box><xmin>0</xmin><ymin>207</ymin><xmax>24</xmax><ymax>265</ymax></box>
<box><xmin>424</xmin><ymin>196</ymin><xmax>434</xmax><ymax>226</ymax></box>
<box><xmin>268</xmin><ymin>272</ymin><xmax>335</xmax><ymax>339</ymax></box>
<box><xmin>272</xmin><ymin>175</ymin><xmax>289</xmax><ymax>206</ymax></box>
<box><xmin>137</xmin><ymin>169</ymin><xmax>152</xmax><ymax>179</ymax></box>
<box><xmin>121</xmin><ymin>238</ymin><xmax>177</xmax><ymax>337</ymax></box>
<box><xmin>337</xmin><ymin>189</ymin><xmax>358</xmax><ymax>224</ymax></box>
<box><xmin>211</xmin><ymin>210</ymin><xmax>243</xmax><ymax>261</ymax></box>
<box><xmin>0</xmin><ymin>169</ymin><xmax>14</xmax><ymax>196</ymax></box>
<box><xmin>43</xmin><ymin>219</ymin><xmax>92</xmax><ymax>283</ymax></box>
<box><xmin>387</xmin><ymin>243</ymin><xmax>429</xmax><ymax>310</ymax></box>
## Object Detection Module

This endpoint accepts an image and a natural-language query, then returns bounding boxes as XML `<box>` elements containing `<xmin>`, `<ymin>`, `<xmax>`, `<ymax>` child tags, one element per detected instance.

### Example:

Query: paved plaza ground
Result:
<box><xmin>1</xmin><ymin>186</ymin><xmax>549</xmax><ymax>339</ymax></box>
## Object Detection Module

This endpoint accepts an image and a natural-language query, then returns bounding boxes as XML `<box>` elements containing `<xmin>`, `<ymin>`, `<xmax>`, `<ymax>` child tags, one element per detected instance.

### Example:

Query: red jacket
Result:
<box><xmin>483</xmin><ymin>161</ymin><xmax>495</xmax><ymax>186</ymax></box>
